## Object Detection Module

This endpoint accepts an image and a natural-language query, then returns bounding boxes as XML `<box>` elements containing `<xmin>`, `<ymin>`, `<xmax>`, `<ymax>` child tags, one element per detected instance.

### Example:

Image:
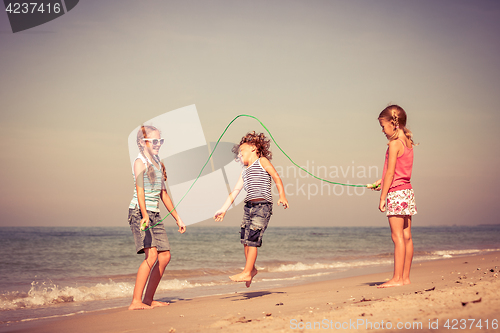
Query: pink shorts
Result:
<box><xmin>386</xmin><ymin>189</ymin><xmax>417</xmax><ymax>216</ymax></box>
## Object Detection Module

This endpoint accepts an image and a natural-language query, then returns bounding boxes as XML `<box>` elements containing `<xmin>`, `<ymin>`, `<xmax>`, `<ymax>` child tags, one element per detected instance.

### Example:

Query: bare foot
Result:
<box><xmin>150</xmin><ymin>300</ymin><xmax>170</xmax><ymax>307</ymax></box>
<box><xmin>229</xmin><ymin>271</ymin><xmax>252</xmax><ymax>282</ymax></box>
<box><xmin>245</xmin><ymin>268</ymin><xmax>258</xmax><ymax>288</ymax></box>
<box><xmin>403</xmin><ymin>278</ymin><xmax>411</xmax><ymax>285</ymax></box>
<box><xmin>377</xmin><ymin>279</ymin><xmax>404</xmax><ymax>288</ymax></box>
<box><xmin>128</xmin><ymin>301</ymin><xmax>153</xmax><ymax>310</ymax></box>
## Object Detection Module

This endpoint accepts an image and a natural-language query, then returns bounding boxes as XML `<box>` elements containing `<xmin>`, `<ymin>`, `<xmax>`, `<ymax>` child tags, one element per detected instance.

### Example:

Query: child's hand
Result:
<box><xmin>367</xmin><ymin>183</ymin><xmax>381</xmax><ymax>190</ymax></box>
<box><xmin>379</xmin><ymin>199</ymin><xmax>386</xmax><ymax>212</ymax></box>
<box><xmin>278</xmin><ymin>197</ymin><xmax>289</xmax><ymax>209</ymax></box>
<box><xmin>176</xmin><ymin>218</ymin><xmax>186</xmax><ymax>234</ymax></box>
<box><xmin>214</xmin><ymin>210</ymin><xmax>226</xmax><ymax>221</ymax></box>
<box><xmin>140</xmin><ymin>215</ymin><xmax>150</xmax><ymax>231</ymax></box>
<box><xmin>367</xmin><ymin>180</ymin><xmax>382</xmax><ymax>191</ymax></box>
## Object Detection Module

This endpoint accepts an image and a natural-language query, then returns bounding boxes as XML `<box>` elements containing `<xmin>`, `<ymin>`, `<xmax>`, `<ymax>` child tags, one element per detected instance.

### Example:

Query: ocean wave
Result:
<box><xmin>267</xmin><ymin>259</ymin><xmax>393</xmax><ymax>273</ymax></box>
<box><xmin>430</xmin><ymin>248</ymin><xmax>500</xmax><ymax>258</ymax></box>
<box><xmin>263</xmin><ymin>249</ymin><xmax>500</xmax><ymax>273</ymax></box>
<box><xmin>0</xmin><ymin>279</ymin><xmax>216</xmax><ymax>311</ymax></box>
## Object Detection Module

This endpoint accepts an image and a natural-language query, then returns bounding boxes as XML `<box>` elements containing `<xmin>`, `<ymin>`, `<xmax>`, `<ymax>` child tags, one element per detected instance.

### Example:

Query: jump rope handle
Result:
<box><xmin>366</xmin><ymin>183</ymin><xmax>381</xmax><ymax>190</ymax></box>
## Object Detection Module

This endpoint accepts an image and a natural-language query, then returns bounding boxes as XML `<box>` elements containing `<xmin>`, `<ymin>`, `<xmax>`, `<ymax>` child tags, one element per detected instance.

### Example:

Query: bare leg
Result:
<box><xmin>230</xmin><ymin>245</ymin><xmax>258</xmax><ymax>285</ymax></box>
<box><xmin>244</xmin><ymin>245</ymin><xmax>258</xmax><ymax>287</ymax></box>
<box><xmin>129</xmin><ymin>248</ymin><xmax>158</xmax><ymax>310</ymax></box>
<box><xmin>143</xmin><ymin>250</ymin><xmax>171</xmax><ymax>307</ymax></box>
<box><xmin>378</xmin><ymin>216</ymin><xmax>407</xmax><ymax>288</ymax></box>
<box><xmin>402</xmin><ymin>216</ymin><xmax>413</xmax><ymax>285</ymax></box>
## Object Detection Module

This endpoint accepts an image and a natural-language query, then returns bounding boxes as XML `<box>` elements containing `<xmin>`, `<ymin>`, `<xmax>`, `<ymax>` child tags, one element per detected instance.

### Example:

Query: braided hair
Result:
<box><xmin>378</xmin><ymin>105</ymin><xmax>416</xmax><ymax>145</ymax></box>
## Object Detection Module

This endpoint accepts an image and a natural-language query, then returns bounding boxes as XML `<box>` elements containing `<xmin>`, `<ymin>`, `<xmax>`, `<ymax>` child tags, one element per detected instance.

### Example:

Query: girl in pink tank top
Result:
<box><xmin>371</xmin><ymin>105</ymin><xmax>417</xmax><ymax>289</ymax></box>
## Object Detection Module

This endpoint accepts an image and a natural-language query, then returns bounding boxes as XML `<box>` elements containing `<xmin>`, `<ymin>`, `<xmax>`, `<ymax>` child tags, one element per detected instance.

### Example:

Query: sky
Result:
<box><xmin>0</xmin><ymin>0</ymin><xmax>499</xmax><ymax>228</ymax></box>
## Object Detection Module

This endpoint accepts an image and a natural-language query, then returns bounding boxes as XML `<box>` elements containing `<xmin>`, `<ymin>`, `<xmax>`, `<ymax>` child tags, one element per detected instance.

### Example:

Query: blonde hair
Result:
<box><xmin>378</xmin><ymin>105</ymin><xmax>416</xmax><ymax>146</ymax></box>
<box><xmin>136</xmin><ymin>125</ymin><xmax>167</xmax><ymax>183</ymax></box>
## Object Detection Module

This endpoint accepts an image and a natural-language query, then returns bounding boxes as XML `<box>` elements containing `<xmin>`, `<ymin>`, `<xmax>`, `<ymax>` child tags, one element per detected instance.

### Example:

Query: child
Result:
<box><xmin>128</xmin><ymin>125</ymin><xmax>186</xmax><ymax>310</ymax></box>
<box><xmin>371</xmin><ymin>105</ymin><xmax>417</xmax><ymax>288</ymax></box>
<box><xmin>214</xmin><ymin>131</ymin><xmax>289</xmax><ymax>287</ymax></box>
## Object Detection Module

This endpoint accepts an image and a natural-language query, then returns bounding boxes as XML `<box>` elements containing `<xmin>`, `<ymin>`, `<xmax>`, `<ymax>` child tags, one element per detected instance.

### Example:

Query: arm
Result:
<box><xmin>133</xmin><ymin>159</ymin><xmax>150</xmax><ymax>230</ymax></box>
<box><xmin>160</xmin><ymin>190</ymin><xmax>186</xmax><ymax>233</ymax></box>
<box><xmin>214</xmin><ymin>174</ymin><xmax>244</xmax><ymax>221</ymax></box>
<box><xmin>379</xmin><ymin>141</ymin><xmax>401</xmax><ymax>212</ymax></box>
<box><xmin>260</xmin><ymin>157</ymin><xmax>289</xmax><ymax>209</ymax></box>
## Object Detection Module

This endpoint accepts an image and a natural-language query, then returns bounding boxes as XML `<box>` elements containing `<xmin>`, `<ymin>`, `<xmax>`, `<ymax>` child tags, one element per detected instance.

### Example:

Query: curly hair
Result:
<box><xmin>232</xmin><ymin>131</ymin><xmax>272</xmax><ymax>161</ymax></box>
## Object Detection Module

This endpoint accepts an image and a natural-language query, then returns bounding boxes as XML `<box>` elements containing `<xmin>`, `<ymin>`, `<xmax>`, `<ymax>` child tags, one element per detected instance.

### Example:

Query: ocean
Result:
<box><xmin>1</xmin><ymin>225</ymin><xmax>499</xmax><ymax>329</ymax></box>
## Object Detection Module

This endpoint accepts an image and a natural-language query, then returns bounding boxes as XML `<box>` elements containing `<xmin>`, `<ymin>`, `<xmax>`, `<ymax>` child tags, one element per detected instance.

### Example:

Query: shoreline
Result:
<box><xmin>2</xmin><ymin>252</ymin><xmax>498</xmax><ymax>333</ymax></box>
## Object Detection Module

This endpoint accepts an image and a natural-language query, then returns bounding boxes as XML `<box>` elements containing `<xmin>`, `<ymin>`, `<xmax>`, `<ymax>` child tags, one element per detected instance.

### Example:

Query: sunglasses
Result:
<box><xmin>143</xmin><ymin>138</ymin><xmax>165</xmax><ymax>146</ymax></box>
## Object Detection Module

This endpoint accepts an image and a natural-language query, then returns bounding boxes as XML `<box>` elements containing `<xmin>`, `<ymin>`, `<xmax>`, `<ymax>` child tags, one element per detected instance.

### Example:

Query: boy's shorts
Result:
<box><xmin>386</xmin><ymin>189</ymin><xmax>417</xmax><ymax>216</ymax></box>
<box><xmin>128</xmin><ymin>207</ymin><xmax>170</xmax><ymax>254</ymax></box>
<box><xmin>240</xmin><ymin>201</ymin><xmax>273</xmax><ymax>247</ymax></box>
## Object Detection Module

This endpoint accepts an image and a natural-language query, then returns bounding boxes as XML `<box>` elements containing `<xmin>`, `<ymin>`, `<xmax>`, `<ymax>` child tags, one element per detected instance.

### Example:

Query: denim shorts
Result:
<box><xmin>240</xmin><ymin>201</ymin><xmax>273</xmax><ymax>247</ymax></box>
<box><xmin>128</xmin><ymin>207</ymin><xmax>170</xmax><ymax>254</ymax></box>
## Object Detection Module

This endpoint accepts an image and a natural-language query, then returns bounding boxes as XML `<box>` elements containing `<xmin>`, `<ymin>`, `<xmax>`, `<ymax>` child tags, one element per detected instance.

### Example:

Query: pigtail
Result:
<box><xmin>154</xmin><ymin>155</ymin><xmax>168</xmax><ymax>182</ymax></box>
<box><xmin>146</xmin><ymin>164</ymin><xmax>156</xmax><ymax>184</ymax></box>
<box><xmin>402</xmin><ymin>127</ymin><xmax>417</xmax><ymax>146</ymax></box>
<box><xmin>161</xmin><ymin>162</ymin><xmax>168</xmax><ymax>182</ymax></box>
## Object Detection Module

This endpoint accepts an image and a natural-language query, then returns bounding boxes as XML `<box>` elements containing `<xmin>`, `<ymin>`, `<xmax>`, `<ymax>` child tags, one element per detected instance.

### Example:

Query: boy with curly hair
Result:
<box><xmin>214</xmin><ymin>131</ymin><xmax>289</xmax><ymax>287</ymax></box>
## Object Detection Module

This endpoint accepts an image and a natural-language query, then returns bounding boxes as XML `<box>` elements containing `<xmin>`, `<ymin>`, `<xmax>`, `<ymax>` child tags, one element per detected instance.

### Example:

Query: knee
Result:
<box><xmin>391</xmin><ymin>233</ymin><xmax>404</xmax><ymax>244</ymax></box>
<box><xmin>144</xmin><ymin>248</ymin><xmax>159</xmax><ymax>265</ymax></box>
<box><xmin>404</xmin><ymin>233</ymin><xmax>412</xmax><ymax>243</ymax></box>
<box><xmin>158</xmin><ymin>251</ymin><xmax>171</xmax><ymax>265</ymax></box>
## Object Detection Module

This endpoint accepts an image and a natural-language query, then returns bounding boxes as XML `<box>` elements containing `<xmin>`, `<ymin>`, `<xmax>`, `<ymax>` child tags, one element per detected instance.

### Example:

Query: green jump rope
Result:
<box><xmin>142</xmin><ymin>114</ymin><xmax>379</xmax><ymax>231</ymax></box>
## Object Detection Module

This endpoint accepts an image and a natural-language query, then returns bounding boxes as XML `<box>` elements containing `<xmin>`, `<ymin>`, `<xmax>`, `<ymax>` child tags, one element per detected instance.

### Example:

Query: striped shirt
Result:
<box><xmin>242</xmin><ymin>158</ymin><xmax>273</xmax><ymax>203</ymax></box>
<box><xmin>129</xmin><ymin>154</ymin><xmax>165</xmax><ymax>212</ymax></box>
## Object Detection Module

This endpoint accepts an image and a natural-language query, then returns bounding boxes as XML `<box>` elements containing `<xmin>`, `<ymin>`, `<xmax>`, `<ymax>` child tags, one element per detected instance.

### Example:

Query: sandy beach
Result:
<box><xmin>3</xmin><ymin>252</ymin><xmax>499</xmax><ymax>333</ymax></box>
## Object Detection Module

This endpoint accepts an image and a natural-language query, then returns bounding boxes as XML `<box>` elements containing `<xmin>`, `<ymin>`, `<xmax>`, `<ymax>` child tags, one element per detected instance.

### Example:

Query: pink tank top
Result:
<box><xmin>382</xmin><ymin>139</ymin><xmax>413</xmax><ymax>192</ymax></box>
